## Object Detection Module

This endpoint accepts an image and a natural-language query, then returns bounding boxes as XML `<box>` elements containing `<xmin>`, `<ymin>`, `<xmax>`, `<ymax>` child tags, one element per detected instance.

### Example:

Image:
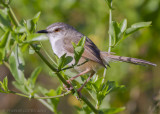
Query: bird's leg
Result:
<box><xmin>69</xmin><ymin>69</ymin><xmax>90</xmax><ymax>81</ymax></box>
<box><xmin>64</xmin><ymin>69</ymin><xmax>90</xmax><ymax>90</ymax></box>
<box><xmin>77</xmin><ymin>72</ymin><xmax>95</xmax><ymax>98</ymax></box>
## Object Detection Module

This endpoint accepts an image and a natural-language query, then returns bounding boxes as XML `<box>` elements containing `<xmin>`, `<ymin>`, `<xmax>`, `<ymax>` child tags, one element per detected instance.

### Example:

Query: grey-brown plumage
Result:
<box><xmin>101</xmin><ymin>52</ymin><xmax>157</xmax><ymax>66</ymax></box>
<box><xmin>37</xmin><ymin>22</ymin><xmax>157</xmax><ymax>69</ymax></box>
<box><xmin>37</xmin><ymin>22</ymin><xmax>156</xmax><ymax>94</ymax></box>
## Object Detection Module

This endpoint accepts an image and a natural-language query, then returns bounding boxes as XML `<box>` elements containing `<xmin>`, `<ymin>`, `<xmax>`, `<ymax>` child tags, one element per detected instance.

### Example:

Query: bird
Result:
<box><xmin>37</xmin><ymin>22</ymin><xmax>156</xmax><ymax>94</ymax></box>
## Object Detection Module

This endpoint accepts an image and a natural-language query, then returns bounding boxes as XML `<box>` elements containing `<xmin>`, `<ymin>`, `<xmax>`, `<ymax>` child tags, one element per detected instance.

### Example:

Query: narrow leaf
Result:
<box><xmin>45</xmin><ymin>89</ymin><xmax>61</xmax><ymax>113</ymax></box>
<box><xmin>15</xmin><ymin>26</ymin><xmax>27</xmax><ymax>33</ymax></box>
<box><xmin>9</xmin><ymin>45</ymin><xmax>26</xmax><ymax>83</ymax></box>
<box><xmin>3</xmin><ymin>76</ymin><xmax>8</xmax><ymax>91</ymax></box>
<box><xmin>24</xmin><ymin>12</ymin><xmax>41</xmax><ymax>33</ymax></box>
<box><xmin>57</xmin><ymin>53</ymin><xmax>66</xmax><ymax>70</ymax></box>
<box><xmin>12</xmin><ymin>81</ymin><xmax>28</xmax><ymax>94</ymax></box>
<box><xmin>125</xmin><ymin>27</ymin><xmax>139</xmax><ymax>36</ymax></box>
<box><xmin>93</xmin><ymin>77</ymin><xmax>103</xmax><ymax>91</ymax></box>
<box><xmin>72</xmin><ymin>36</ymin><xmax>86</xmax><ymax>65</ymax></box>
<box><xmin>24</xmin><ymin>34</ymin><xmax>48</xmax><ymax>43</ymax></box>
<box><xmin>77</xmin><ymin>36</ymin><xmax>86</xmax><ymax>46</ymax></box>
<box><xmin>0</xmin><ymin>30</ymin><xmax>10</xmax><ymax>48</ymax></box>
<box><xmin>63</xmin><ymin>56</ymin><xmax>73</xmax><ymax>67</ymax></box>
<box><xmin>0</xmin><ymin>8</ymin><xmax>11</xmax><ymax>30</ymax></box>
<box><xmin>108</xmin><ymin>21</ymin><xmax>121</xmax><ymax>46</ymax></box>
<box><xmin>29</xmin><ymin>67</ymin><xmax>42</xmax><ymax>85</ymax></box>
<box><xmin>125</xmin><ymin>21</ymin><xmax>152</xmax><ymax>36</ymax></box>
<box><xmin>131</xmin><ymin>21</ymin><xmax>152</xmax><ymax>28</ymax></box>
<box><xmin>105</xmin><ymin>0</ymin><xmax>113</xmax><ymax>9</ymax></box>
<box><xmin>120</xmin><ymin>19</ymin><xmax>127</xmax><ymax>33</ymax></box>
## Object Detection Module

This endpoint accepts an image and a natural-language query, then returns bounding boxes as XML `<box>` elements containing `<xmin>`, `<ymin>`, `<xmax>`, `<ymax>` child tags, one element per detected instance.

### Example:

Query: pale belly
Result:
<box><xmin>74</xmin><ymin>57</ymin><xmax>103</xmax><ymax>73</ymax></box>
<box><xmin>49</xmin><ymin>38</ymin><xmax>66</xmax><ymax>58</ymax></box>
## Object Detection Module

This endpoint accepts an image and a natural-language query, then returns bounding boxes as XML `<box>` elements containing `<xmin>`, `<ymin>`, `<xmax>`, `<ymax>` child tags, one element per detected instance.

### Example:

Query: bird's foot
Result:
<box><xmin>63</xmin><ymin>80</ymin><xmax>73</xmax><ymax>91</ymax></box>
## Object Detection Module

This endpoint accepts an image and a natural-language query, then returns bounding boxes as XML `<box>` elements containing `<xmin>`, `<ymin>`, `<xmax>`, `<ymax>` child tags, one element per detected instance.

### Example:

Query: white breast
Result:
<box><xmin>48</xmin><ymin>35</ymin><xmax>66</xmax><ymax>58</ymax></box>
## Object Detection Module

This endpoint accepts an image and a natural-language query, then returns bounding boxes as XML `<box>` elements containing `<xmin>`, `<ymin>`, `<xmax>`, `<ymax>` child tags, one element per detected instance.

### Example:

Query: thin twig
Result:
<box><xmin>7</xmin><ymin>5</ymin><xmax>20</xmax><ymax>26</ymax></box>
<box><xmin>103</xmin><ymin>1</ymin><xmax>113</xmax><ymax>81</ymax></box>
<box><xmin>9</xmin><ymin>90</ymin><xmax>71</xmax><ymax>99</ymax></box>
<box><xmin>101</xmin><ymin>1</ymin><xmax>113</xmax><ymax>108</ymax></box>
<box><xmin>108</xmin><ymin>2</ymin><xmax>112</xmax><ymax>53</ymax></box>
<box><xmin>59</xmin><ymin>59</ymin><xmax>89</xmax><ymax>71</ymax></box>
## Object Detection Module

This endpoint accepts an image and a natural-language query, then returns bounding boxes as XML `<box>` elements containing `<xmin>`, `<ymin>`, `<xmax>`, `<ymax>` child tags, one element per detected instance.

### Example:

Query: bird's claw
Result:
<box><xmin>63</xmin><ymin>80</ymin><xmax>73</xmax><ymax>91</ymax></box>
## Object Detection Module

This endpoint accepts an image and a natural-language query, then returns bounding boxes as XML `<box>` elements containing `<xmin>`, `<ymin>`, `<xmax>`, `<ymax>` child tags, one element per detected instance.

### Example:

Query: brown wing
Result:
<box><xmin>63</xmin><ymin>33</ymin><xmax>106</xmax><ymax>67</ymax></box>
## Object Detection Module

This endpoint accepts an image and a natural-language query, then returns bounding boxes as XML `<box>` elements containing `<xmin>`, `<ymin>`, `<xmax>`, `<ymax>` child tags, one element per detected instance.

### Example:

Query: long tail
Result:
<box><xmin>101</xmin><ymin>52</ymin><xmax>157</xmax><ymax>67</ymax></box>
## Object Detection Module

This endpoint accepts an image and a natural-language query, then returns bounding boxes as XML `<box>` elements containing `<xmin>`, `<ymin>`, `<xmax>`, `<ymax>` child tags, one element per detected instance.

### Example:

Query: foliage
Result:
<box><xmin>0</xmin><ymin>0</ymin><xmax>157</xmax><ymax>114</ymax></box>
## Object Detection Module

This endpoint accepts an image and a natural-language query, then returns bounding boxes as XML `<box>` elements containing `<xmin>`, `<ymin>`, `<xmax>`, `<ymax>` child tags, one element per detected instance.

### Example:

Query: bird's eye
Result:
<box><xmin>54</xmin><ymin>28</ymin><xmax>60</xmax><ymax>32</ymax></box>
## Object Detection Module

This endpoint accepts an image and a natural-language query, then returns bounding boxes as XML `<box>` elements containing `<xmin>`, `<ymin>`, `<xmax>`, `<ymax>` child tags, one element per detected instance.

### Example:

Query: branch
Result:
<box><xmin>9</xmin><ymin>90</ymin><xmax>71</xmax><ymax>99</ymax></box>
<box><xmin>30</xmin><ymin>44</ymin><xmax>70</xmax><ymax>87</ymax></box>
<box><xmin>3</xmin><ymin>4</ymin><xmax>99</xmax><ymax>113</ymax></box>
<box><xmin>81</xmin><ymin>95</ymin><xmax>98</xmax><ymax>113</ymax></box>
<box><xmin>7</xmin><ymin>5</ymin><xmax>20</xmax><ymax>26</ymax></box>
<box><xmin>108</xmin><ymin>2</ymin><xmax>112</xmax><ymax>53</ymax></box>
<box><xmin>59</xmin><ymin>59</ymin><xmax>89</xmax><ymax>71</ymax></box>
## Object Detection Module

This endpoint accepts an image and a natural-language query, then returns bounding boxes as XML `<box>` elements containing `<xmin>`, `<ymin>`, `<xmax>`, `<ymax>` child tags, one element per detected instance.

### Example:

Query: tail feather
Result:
<box><xmin>101</xmin><ymin>52</ymin><xmax>157</xmax><ymax>67</ymax></box>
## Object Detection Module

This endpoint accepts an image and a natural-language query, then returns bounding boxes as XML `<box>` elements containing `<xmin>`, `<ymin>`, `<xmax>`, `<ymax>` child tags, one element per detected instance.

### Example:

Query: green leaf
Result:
<box><xmin>0</xmin><ymin>30</ymin><xmax>10</xmax><ymax>64</ymax></box>
<box><xmin>57</xmin><ymin>54</ymin><xmax>73</xmax><ymax>70</ymax></box>
<box><xmin>37</xmin><ymin>86</ymin><xmax>49</xmax><ymax>95</ymax></box>
<box><xmin>0</xmin><ymin>29</ymin><xmax>10</xmax><ymax>48</ymax></box>
<box><xmin>108</xmin><ymin>21</ymin><xmax>121</xmax><ymax>46</ymax></box>
<box><xmin>92</xmin><ymin>77</ymin><xmax>103</xmax><ymax>92</ymax></box>
<box><xmin>0</xmin><ymin>83</ymin><xmax>5</xmax><ymax>93</ymax></box>
<box><xmin>57</xmin><ymin>53</ymin><xmax>67</xmax><ymax>70</ymax></box>
<box><xmin>56</xmin><ymin>87</ymin><xmax>62</xmax><ymax>95</ymax></box>
<box><xmin>14</xmin><ymin>26</ymin><xmax>27</xmax><ymax>33</ymax></box>
<box><xmin>131</xmin><ymin>21</ymin><xmax>152</xmax><ymax>28</ymax></box>
<box><xmin>125</xmin><ymin>28</ymin><xmax>138</xmax><ymax>36</ymax></box>
<box><xmin>45</xmin><ymin>89</ymin><xmax>61</xmax><ymax>113</ymax></box>
<box><xmin>29</xmin><ymin>46</ymin><xmax>35</xmax><ymax>54</ymax></box>
<box><xmin>104</xmin><ymin>81</ymin><xmax>126</xmax><ymax>95</ymax></box>
<box><xmin>24</xmin><ymin>34</ymin><xmax>48</xmax><ymax>43</ymax></box>
<box><xmin>3</xmin><ymin>76</ymin><xmax>8</xmax><ymax>91</ymax></box>
<box><xmin>9</xmin><ymin>45</ymin><xmax>26</xmax><ymax>84</ymax></box>
<box><xmin>64</xmin><ymin>56</ymin><xmax>73</xmax><ymax>67</ymax></box>
<box><xmin>12</xmin><ymin>81</ymin><xmax>28</xmax><ymax>94</ymax></box>
<box><xmin>119</xmin><ymin>19</ymin><xmax>127</xmax><ymax>33</ymax></box>
<box><xmin>0</xmin><ymin>52</ymin><xmax>3</xmax><ymax>63</ymax></box>
<box><xmin>105</xmin><ymin>0</ymin><xmax>113</xmax><ymax>9</ymax></box>
<box><xmin>72</xmin><ymin>36</ymin><xmax>86</xmax><ymax>65</ymax></box>
<box><xmin>24</xmin><ymin>12</ymin><xmax>41</xmax><ymax>33</ymax></box>
<box><xmin>32</xmin><ymin>12</ymin><xmax>41</xmax><ymax>25</ymax></box>
<box><xmin>74</xmin><ymin>46</ymin><xmax>84</xmax><ymax>64</ymax></box>
<box><xmin>102</xmin><ymin>107</ymin><xmax>125</xmax><ymax>114</ymax></box>
<box><xmin>125</xmin><ymin>21</ymin><xmax>152</xmax><ymax>36</ymax></box>
<box><xmin>72</xmin><ymin>42</ymin><xmax>76</xmax><ymax>48</ymax></box>
<box><xmin>0</xmin><ymin>77</ymin><xmax>9</xmax><ymax>93</ymax></box>
<box><xmin>96</xmin><ymin>81</ymin><xmax>126</xmax><ymax>107</ymax></box>
<box><xmin>0</xmin><ymin>8</ymin><xmax>11</xmax><ymax>30</ymax></box>
<box><xmin>77</xmin><ymin>36</ymin><xmax>86</xmax><ymax>47</ymax></box>
<box><xmin>29</xmin><ymin>67</ymin><xmax>42</xmax><ymax>87</ymax></box>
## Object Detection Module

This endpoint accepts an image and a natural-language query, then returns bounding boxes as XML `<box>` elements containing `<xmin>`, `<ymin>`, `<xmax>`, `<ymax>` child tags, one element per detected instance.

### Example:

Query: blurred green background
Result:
<box><xmin>0</xmin><ymin>0</ymin><xmax>160</xmax><ymax>114</ymax></box>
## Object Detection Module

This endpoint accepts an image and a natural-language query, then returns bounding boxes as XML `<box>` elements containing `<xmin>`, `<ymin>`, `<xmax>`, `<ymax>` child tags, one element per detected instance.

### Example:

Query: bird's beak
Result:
<box><xmin>36</xmin><ymin>30</ymin><xmax>48</xmax><ymax>33</ymax></box>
